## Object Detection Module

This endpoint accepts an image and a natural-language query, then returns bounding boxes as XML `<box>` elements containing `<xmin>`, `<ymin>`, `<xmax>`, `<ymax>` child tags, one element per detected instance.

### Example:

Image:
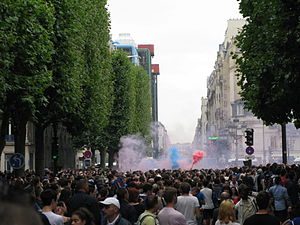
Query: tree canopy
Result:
<box><xmin>235</xmin><ymin>0</ymin><xmax>300</xmax><ymax>127</ymax></box>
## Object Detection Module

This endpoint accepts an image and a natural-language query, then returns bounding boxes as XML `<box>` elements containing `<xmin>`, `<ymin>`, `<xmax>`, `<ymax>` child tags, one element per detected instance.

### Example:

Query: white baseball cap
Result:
<box><xmin>100</xmin><ymin>197</ymin><xmax>120</xmax><ymax>209</ymax></box>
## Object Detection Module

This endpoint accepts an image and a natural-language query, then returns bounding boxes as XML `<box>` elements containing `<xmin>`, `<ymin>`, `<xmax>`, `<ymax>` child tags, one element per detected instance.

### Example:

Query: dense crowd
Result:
<box><xmin>0</xmin><ymin>163</ymin><xmax>300</xmax><ymax>225</ymax></box>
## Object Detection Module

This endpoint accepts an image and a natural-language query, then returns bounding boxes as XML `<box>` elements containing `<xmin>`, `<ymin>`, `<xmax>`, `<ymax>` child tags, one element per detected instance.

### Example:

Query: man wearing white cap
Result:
<box><xmin>101</xmin><ymin>197</ymin><xmax>131</xmax><ymax>225</ymax></box>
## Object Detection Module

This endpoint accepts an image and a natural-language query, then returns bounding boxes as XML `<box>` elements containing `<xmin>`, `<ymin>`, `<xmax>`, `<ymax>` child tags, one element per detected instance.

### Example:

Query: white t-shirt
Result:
<box><xmin>158</xmin><ymin>207</ymin><xmax>187</xmax><ymax>225</ymax></box>
<box><xmin>42</xmin><ymin>211</ymin><xmax>64</xmax><ymax>225</ymax></box>
<box><xmin>176</xmin><ymin>195</ymin><xmax>200</xmax><ymax>225</ymax></box>
<box><xmin>200</xmin><ymin>187</ymin><xmax>214</xmax><ymax>209</ymax></box>
<box><xmin>215</xmin><ymin>220</ymin><xmax>240</xmax><ymax>225</ymax></box>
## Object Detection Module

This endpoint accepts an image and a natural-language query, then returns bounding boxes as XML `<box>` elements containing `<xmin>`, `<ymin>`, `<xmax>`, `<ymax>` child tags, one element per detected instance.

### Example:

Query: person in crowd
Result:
<box><xmin>215</xmin><ymin>200</ymin><xmax>239</xmax><ymax>225</ymax></box>
<box><xmin>212</xmin><ymin>192</ymin><xmax>231</xmax><ymax>225</ymax></box>
<box><xmin>0</xmin><ymin>202</ymin><xmax>44</xmax><ymax>225</ymax></box>
<box><xmin>157</xmin><ymin>187</ymin><xmax>187</xmax><ymax>225</ymax></box>
<box><xmin>128</xmin><ymin>186</ymin><xmax>145</xmax><ymax>222</ymax></box>
<box><xmin>254</xmin><ymin>169</ymin><xmax>265</xmax><ymax>192</ymax></box>
<box><xmin>230</xmin><ymin>187</ymin><xmax>239</xmax><ymax>204</ymax></box>
<box><xmin>286</xmin><ymin>172</ymin><xmax>300</xmax><ymax>207</ymax></box>
<box><xmin>41</xmin><ymin>189</ymin><xmax>70</xmax><ymax>225</ymax></box>
<box><xmin>100</xmin><ymin>197</ymin><xmax>131</xmax><ymax>225</ymax></box>
<box><xmin>243</xmin><ymin>191</ymin><xmax>280</xmax><ymax>225</ymax></box>
<box><xmin>201</xmin><ymin>180</ymin><xmax>215</xmax><ymax>225</ymax></box>
<box><xmin>176</xmin><ymin>182</ymin><xmax>200</xmax><ymax>225</ymax></box>
<box><xmin>140</xmin><ymin>183</ymin><xmax>154</xmax><ymax>200</ymax></box>
<box><xmin>137</xmin><ymin>195</ymin><xmax>160</xmax><ymax>225</ymax></box>
<box><xmin>235</xmin><ymin>184</ymin><xmax>257</xmax><ymax>225</ymax></box>
<box><xmin>71</xmin><ymin>207</ymin><xmax>95</xmax><ymax>225</ymax></box>
<box><xmin>67</xmin><ymin>179</ymin><xmax>101</xmax><ymax>225</ymax></box>
<box><xmin>230</xmin><ymin>175</ymin><xmax>239</xmax><ymax>189</ymax></box>
<box><xmin>269</xmin><ymin>176</ymin><xmax>292</xmax><ymax>222</ymax></box>
<box><xmin>117</xmin><ymin>187</ymin><xmax>137</xmax><ymax>224</ymax></box>
<box><xmin>282</xmin><ymin>204</ymin><xmax>300</xmax><ymax>225</ymax></box>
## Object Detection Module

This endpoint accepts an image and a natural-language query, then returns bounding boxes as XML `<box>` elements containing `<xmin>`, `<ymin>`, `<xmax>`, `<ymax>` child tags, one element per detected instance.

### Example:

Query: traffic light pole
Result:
<box><xmin>281</xmin><ymin>124</ymin><xmax>287</xmax><ymax>164</ymax></box>
<box><xmin>52</xmin><ymin>122</ymin><xmax>58</xmax><ymax>174</ymax></box>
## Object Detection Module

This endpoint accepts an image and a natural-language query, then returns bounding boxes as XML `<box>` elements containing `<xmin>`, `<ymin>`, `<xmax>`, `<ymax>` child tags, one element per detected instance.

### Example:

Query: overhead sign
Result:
<box><xmin>246</xmin><ymin>146</ymin><xmax>254</xmax><ymax>155</ymax></box>
<box><xmin>84</xmin><ymin>150</ymin><xmax>92</xmax><ymax>159</ymax></box>
<box><xmin>9</xmin><ymin>153</ymin><xmax>25</xmax><ymax>169</ymax></box>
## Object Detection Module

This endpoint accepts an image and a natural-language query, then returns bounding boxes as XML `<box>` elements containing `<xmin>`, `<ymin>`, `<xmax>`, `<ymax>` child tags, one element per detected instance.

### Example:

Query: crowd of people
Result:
<box><xmin>0</xmin><ymin>163</ymin><xmax>300</xmax><ymax>225</ymax></box>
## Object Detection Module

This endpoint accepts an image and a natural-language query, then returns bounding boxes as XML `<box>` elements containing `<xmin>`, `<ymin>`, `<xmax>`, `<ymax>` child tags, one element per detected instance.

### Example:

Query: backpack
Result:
<box><xmin>135</xmin><ymin>214</ymin><xmax>159</xmax><ymax>225</ymax></box>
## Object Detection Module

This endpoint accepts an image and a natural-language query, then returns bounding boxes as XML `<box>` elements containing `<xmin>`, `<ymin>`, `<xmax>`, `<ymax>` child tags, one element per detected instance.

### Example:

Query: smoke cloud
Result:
<box><xmin>117</xmin><ymin>134</ymin><xmax>207</xmax><ymax>171</ymax></box>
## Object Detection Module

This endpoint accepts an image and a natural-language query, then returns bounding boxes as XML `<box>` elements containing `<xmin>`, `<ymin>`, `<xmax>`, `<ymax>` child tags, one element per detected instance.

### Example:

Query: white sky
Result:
<box><xmin>108</xmin><ymin>0</ymin><xmax>242</xmax><ymax>144</ymax></box>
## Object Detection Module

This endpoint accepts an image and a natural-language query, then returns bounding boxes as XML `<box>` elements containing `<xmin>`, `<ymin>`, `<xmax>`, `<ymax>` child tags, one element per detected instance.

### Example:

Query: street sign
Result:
<box><xmin>208</xmin><ymin>137</ymin><xmax>220</xmax><ymax>140</ymax></box>
<box><xmin>245</xmin><ymin>154</ymin><xmax>255</xmax><ymax>160</ymax></box>
<box><xmin>84</xmin><ymin>159</ymin><xmax>91</xmax><ymax>167</ymax></box>
<box><xmin>9</xmin><ymin>153</ymin><xmax>25</xmax><ymax>169</ymax></box>
<box><xmin>84</xmin><ymin>150</ymin><xmax>92</xmax><ymax>159</ymax></box>
<box><xmin>246</xmin><ymin>146</ymin><xmax>254</xmax><ymax>155</ymax></box>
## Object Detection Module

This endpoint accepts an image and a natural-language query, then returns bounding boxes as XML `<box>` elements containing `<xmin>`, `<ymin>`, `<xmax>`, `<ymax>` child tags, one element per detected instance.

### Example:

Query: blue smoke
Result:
<box><xmin>169</xmin><ymin>147</ymin><xmax>180</xmax><ymax>169</ymax></box>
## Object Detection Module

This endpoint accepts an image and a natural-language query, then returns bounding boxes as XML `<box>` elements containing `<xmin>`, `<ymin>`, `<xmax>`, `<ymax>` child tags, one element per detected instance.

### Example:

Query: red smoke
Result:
<box><xmin>190</xmin><ymin>150</ymin><xmax>205</xmax><ymax>169</ymax></box>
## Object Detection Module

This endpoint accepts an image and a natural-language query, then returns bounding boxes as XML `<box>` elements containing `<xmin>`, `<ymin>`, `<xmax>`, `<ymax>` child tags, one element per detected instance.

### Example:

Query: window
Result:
<box><xmin>236</xmin><ymin>103</ymin><xmax>244</xmax><ymax>116</ymax></box>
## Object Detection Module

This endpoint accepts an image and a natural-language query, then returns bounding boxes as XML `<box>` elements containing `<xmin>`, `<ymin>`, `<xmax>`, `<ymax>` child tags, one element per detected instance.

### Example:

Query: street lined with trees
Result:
<box><xmin>0</xmin><ymin>0</ymin><xmax>152</xmax><ymax>174</ymax></box>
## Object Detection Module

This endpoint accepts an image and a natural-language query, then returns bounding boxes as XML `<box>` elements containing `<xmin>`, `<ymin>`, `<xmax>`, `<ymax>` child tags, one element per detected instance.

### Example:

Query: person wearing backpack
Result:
<box><xmin>235</xmin><ymin>184</ymin><xmax>258</xmax><ymax>225</ymax></box>
<box><xmin>137</xmin><ymin>195</ymin><xmax>160</xmax><ymax>225</ymax></box>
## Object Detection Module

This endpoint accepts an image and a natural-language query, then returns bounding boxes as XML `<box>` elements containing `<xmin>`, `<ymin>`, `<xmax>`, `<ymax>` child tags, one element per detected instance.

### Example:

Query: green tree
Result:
<box><xmin>0</xmin><ymin>0</ymin><xmax>55</xmax><ymax>175</ymax></box>
<box><xmin>235</xmin><ymin>0</ymin><xmax>300</xmax><ymax>163</ymax></box>
<box><xmin>34</xmin><ymin>0</ymin><xmax>85</xmax><ymax>174</ymax></box>
<box><xmin>133</xmin><ymin>66</ymin><xmax>152</xmax><ymax>137</ymax></box>
<box><xmin>66</xmin><ymin>0</ymin><xmax>113</xmax><ymax>165</ymax></box>
<box><xmin>105</xmin><ymin>51</ymin><xmax>137</xmax><ymax>166</ymax></box>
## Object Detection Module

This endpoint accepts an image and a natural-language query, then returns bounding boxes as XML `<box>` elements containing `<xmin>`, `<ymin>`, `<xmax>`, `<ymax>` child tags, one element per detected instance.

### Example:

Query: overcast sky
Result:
<box><xmin>108</xmin><ymin>0</ymin><xmax>242</xmax><ymax>144</ymax></box>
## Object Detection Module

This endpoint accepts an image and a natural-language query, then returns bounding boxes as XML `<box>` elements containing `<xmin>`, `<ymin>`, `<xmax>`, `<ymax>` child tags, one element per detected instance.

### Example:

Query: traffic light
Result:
<box><xmin>245</xmin><ymin>128</ymin><xmax>254</xmax><ymax>146</ymax></box>
<box><xmin>51</xmin><ymin>137</ymin><xmax>59</xmax><ymax>160</ymax></box>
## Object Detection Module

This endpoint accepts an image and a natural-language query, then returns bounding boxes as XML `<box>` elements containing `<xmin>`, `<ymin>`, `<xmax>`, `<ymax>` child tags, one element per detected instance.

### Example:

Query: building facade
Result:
<box><xmin>194</xmin><ymin>19</ymin><xmax>300</xmax><ymax>165</ymax></box>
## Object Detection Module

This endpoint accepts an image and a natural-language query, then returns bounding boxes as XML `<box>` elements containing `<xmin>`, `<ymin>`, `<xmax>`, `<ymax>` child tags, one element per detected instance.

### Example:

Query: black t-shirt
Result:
<box><xmin>244</xmin><ymin>214</ymin><xmax>280</xmax><ymax>225</ymax></box>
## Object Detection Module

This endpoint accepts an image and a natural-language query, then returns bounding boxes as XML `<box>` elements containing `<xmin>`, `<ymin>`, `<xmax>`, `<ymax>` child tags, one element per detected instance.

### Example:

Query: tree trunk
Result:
<box><xmin>281</xmin><ymin>123</ymin><xmax>287</xmax><ymax>164</ymax></box>
<box><xmin>100</xmin><ymin>149</ymin><xmax>106</xmax><ymax>168</ymax></box>
<box><xmin>108</xmin><ymin>150</ymin><xmax>114</xmax><ymax>168</ymax></box>
<box><xmin>35</xmin><ymin>124</ymin><xmax>45</xmax><ymax>176</ymax></box>
<box><xmin>91</xmin><ymin>145</ymin><xmax>96</xmax><ymax>165</ymax></box>
<box><xmin>13</xmin><ymin>119</ymin><xmax>27</xmax><ymax>177</ymax></box>
<box><xmin>0</xmin><ymin>110</ymin><xmax>9</xmax><ymax>156</ymax></box>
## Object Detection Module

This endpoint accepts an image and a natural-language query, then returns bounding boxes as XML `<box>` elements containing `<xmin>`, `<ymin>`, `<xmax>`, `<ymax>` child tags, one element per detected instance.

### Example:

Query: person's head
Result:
<box><xmin>231</xmin><ymin>175</ymin><xmax>237</xmax><ymax>182</ymax></box>
<box><xmin>256</xmin><ymin>191</ymin><xmax>270</xmax><ymax>210</ymax></box>
<box><xmin>274</xmin><ymin>176</ymin><xmax>281</xmax><ymax>185</ymax></box>
<box><xmin>75</xmin><ymin>180</ymin><xmax>89</xmax><ymax>193</ymax></box>
<box><xmin>220</xmin><ymin>192</ymin><xmax>231</xmax><ymax>202</ymax></box>
<box><xmin>143</xmin><ymin>183</ymin><xmax>153</xmax><ymax>195</ymax></box>
<box><xmin>180</xmin><ymin>182</ymin><xmax>190</xmax><ymax>195</ymax></box>
<box><xmin>40</xmin><ymin>189</ymin><xmax>57</xmax><ymax>208</ymax></box>
<box><xmin>218</xmin><ymin>200</ymin><xmax>236</xmax><ymax>224</ymax></box>
<box><xmin>145</xmin><ymin>195</ymin><xmax>159</xmax><ymax>212</ymax></box>
<box><xmin>238</xmin><ymin>183</ymin><xmax>249</xmax><ymax>200</ymax></box>
<box><xmin>116</xmin><ymin>187</ymin><xmax>128</xmax><ymax>201</ymax></box>
<box><xmin>101</xmin><ymin>197</ymin><xmax>120</xmax><ymax>221</ymax></box>
<box><xmin>71</xmin><ymin>207</ymin><xmax>95</xmax><ymax>225</ymax></box>
<box><xmin>127</xmin><ymin>187</ymin><xmax>139</xmax><ymax>203</ymax></box>
<box><xmin>162</xmin><ymin>187</ymin><xmax>177</xmax><ymax>205</ymax></box>
<box><xmin>191</xmin><ymin>187</ymin><xmax>199</xmax><ymax>196</ymax></box>
<box><xmin>203</xmin><ymin>180</ymin><xmax>209</xmax><ymax>187</ymax></box>
<box><xmin>231</xmin><ymin>187</ymin><xmax>238</xmax><ymax>196</ymax></box>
